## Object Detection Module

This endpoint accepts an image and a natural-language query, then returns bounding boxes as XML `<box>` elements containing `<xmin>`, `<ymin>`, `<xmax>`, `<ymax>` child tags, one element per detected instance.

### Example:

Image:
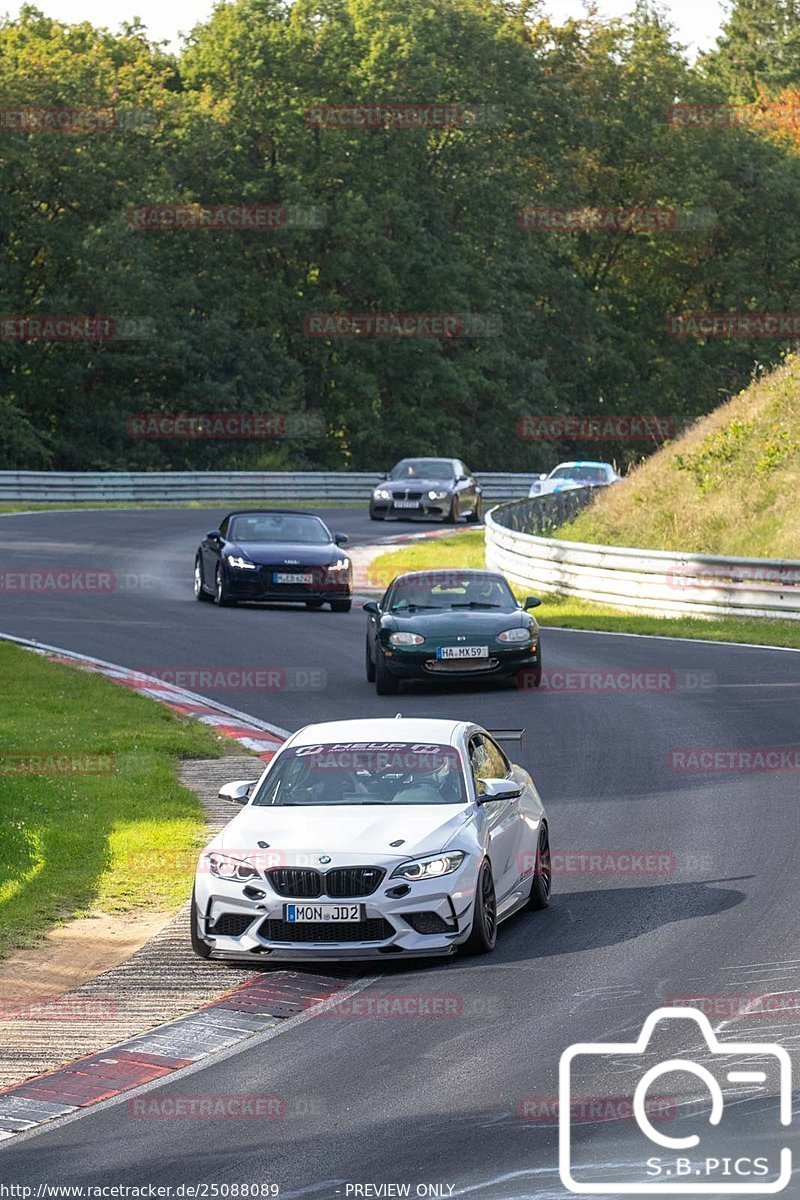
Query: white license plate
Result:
<box><xmin>437</xmin><ymin>645</ymin><xmax>489</xmax><ymax>659</ymax></box>
<box><xmin>285</xmin><ymin>903</ymin><xmax>362</xmax><ymax>923</ymax></box>
<box><xmin>393</xmin><ymin>499</ymin><xmax>420</xmax><ymax>509</ymax></box>
<box><xmin>273</xmin><ymin>572</ymin><xmax>313</xmax><ymax>584</ymax></box>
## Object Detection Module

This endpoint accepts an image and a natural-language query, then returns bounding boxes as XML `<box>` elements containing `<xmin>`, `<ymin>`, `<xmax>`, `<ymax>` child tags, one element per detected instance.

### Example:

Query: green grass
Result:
<box><xmin>560</xmin><ymin>351</ymin><xmax>800</xmax><ymax>557</ymax></box>
<box><xmin>0</xmin><ymin>643</ymin><xmax>234</xmax><ymax>956</ymax></box>
<box><xmin>366</xmin><ymin>531</ymin><xmax>800</xmax><ymax>650</ymax></box>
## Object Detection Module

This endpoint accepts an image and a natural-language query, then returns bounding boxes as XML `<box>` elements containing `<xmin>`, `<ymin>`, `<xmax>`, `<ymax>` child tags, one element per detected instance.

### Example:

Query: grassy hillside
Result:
<box><xmin>560</xmin><ymin>353</ymin><xmax>800</xmax><ymax>557</ymax></box>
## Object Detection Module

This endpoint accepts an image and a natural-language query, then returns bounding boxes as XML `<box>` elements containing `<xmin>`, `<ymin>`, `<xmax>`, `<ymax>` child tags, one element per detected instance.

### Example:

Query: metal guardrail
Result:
<box><xmin>0</xmin><ymin>471</ymin><xmax>534</xmax><ymax>504</ymax></box>
<box><xmin>485</xmin><ymin>495</ymin><xmax>800</xmax><ymax>620</ymax></box>
<box><xmin>490</xmin><ymin>487</ymin><xmax>595</xmax><ymax>534</ymax></box>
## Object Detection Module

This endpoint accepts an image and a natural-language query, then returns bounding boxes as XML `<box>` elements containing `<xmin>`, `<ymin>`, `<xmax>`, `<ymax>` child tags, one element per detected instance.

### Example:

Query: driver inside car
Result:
<box><xmin>389</xmin><ymin>753</ymin><xmax>463</xmax><ymax>805</ymax></box>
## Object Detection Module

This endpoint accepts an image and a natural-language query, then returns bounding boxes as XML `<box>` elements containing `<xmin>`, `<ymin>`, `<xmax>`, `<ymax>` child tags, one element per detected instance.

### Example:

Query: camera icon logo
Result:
<box><xmin>559</xmin><ymin>1006</ymin><xmax>792</xmax><ymax>1194</ymax></box>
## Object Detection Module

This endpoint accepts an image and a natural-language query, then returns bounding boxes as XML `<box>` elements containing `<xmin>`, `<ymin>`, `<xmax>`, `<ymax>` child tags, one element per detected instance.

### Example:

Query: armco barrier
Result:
<box><xmin>485</xmin><ymin>495</ymin><xmax>800</xmax><ymax>620</ymax></box>
<box><xmin>0</xmin><ymin>471</ymin><xmax>533</xmax><ymax>504</ymax></box>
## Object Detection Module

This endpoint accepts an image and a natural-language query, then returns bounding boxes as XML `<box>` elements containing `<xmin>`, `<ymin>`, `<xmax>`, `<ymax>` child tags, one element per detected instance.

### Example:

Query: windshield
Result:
<box><xmin>389</xmin><ymin>573</ymin><xmax>516</xmax><ymax>611</ymax></box>
<box><xmin>389</xmin><ymin>459</ymin><xmax>455</xmax><ymax>481</ymax></box>
<box><xmin>228</xmin><ymin>514</ymin><xmax>331</xmax><ymax>545</ymax></box>
<box><xmin>550</xmin><ymin>465</ymin><xmax>609</xmax><ymax>483</ymax></box>
<box><xmin>251</xmin><ymin>743</ymin><xmax>467</xmax><ymax>806</ymax></box>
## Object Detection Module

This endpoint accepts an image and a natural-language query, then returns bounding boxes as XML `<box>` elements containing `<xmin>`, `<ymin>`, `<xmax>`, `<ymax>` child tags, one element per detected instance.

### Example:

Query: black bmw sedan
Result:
<box><xmin>369</xmin><ymin>457</ymin><xmax>483</xmax><ymax>522</ymax></box>
<box><xmin>194</xmin><ymin>510</ymin><xmax>352</xmax><ymax>611</ymax></box>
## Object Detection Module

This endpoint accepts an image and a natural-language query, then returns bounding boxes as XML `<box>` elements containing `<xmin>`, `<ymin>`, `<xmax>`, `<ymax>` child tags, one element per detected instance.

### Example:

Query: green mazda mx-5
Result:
<box><xmin>363</xmin><ymin>569</ymin><xmax>542</xmax><ymax>694</ymax></box>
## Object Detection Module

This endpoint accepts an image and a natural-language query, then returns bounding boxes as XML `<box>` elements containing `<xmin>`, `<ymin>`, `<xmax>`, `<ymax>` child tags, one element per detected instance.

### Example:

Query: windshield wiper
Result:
<box><xmin>390</xmin><ymin>603</ymin><xmax>442</xmax><ymax>612</ymax></box>
<box><xmin>449</xmin><ymin>601</ymin><xmax>504</xmax><ymax>609</ymax></box>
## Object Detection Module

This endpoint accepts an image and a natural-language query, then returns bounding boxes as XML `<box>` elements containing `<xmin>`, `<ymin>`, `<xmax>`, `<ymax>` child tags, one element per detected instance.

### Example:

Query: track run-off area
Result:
<box><xmin>0</xmin><ymin>506</ymin><xmax>798</xmax><ymax>1197</ymax></box>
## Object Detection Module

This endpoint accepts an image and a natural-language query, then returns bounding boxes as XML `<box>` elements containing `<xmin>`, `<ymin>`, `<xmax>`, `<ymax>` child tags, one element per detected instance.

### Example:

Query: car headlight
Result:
<box><xmin>427</xmin><ymin>489</ymin><xmax>448</xmax><ymax>500</ymax></box>
<box><xmin>373</xmin><ymin>489</ymin><xmax>391</xmax><ymax>500</ymax></box>
<box><xmin>498</xmin><ymin>627</ymin><xmax>532</xmax><ymax>643</ymax></box>
<box><xmin>226</xmin><ymin>555</ymin><xmax>257</xmax><ymax>570</ymax></box>
<box><xmin>327</xmin><ymin>558</ymin><xmax>350</xmax><ymax>572</ymax></box>
<box><xmin>529</xmin><ymin>484</ymin><xmax>541</xmax><ymax>495</ymax></box>
<box><xmin>389</xmin><ymin>631</ymin><xmax>425</xmax><ymax>646</ymax></box>
<box><xmin>206</xmin><ymin>852</ymin><xmax>259</xmax><ymax>881</ymax></box>
<box><xmin>391</xmin><ymin>851</ymin><xmax>466</xmax><ymax>880</ymax></box>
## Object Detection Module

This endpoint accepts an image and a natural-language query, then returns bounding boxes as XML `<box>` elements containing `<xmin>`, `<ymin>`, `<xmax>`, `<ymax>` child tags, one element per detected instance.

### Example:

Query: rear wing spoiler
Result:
<box><xmin>486</xmin><ymin>728</ymin><xmax>525</xmax><ymax>743</ymax></box>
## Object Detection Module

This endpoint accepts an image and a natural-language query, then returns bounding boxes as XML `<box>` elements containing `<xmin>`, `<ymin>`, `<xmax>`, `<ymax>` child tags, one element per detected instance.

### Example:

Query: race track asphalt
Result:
<box><xmin>1</xmin><ymin>506</ymin><xmax>798</xmax><ymax>1197</ymax></box>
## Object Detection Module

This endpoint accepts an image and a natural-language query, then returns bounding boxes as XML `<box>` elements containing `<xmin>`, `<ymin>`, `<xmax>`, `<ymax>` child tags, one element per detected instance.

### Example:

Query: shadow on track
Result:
<box><xmin>494</xmin><ymin>878</ymin><xmax>748</xmax><ymax>962</ymax></box>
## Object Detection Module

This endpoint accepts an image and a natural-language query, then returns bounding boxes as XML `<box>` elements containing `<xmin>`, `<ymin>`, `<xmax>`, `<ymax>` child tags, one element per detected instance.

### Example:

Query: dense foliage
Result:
<box><xmin>1</xmin><ymin>0</ymin><xmax>799</xmax><ymax>472</ymax></box>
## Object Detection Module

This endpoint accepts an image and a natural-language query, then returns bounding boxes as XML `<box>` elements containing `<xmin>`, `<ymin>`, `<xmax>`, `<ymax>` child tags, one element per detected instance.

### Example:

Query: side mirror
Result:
<box><xmin>206</xmin><ymin>529</ymin><xmax>222</xmax><ymax>542</ymax></box>
<box><xmin>524</xmin><ymin>596</ymin><xmax>542</xmax><ymax>610</ymax></box>
<box><xmin>334</xmin><ymin>532</ymin><xmax>349</xmax><ymax>546</ymax></box>
<box><xmin>457</xmin><ymin>474</ymin><xmax>469</xmax><ymax>483</ymax></box>
<box><xmin>476</xmin><ymin>777</ymin><xmax>523</xmax><ymax>803</ymax></box>
<box><xmin>362</xmin><ymin>600</ymin><xmax>380</xmax><ymax>615</ymax></box>
<box><xmin>218</xmin><ymin>780</ymin><xmax>257</xmax><ymax>804</ymax></box>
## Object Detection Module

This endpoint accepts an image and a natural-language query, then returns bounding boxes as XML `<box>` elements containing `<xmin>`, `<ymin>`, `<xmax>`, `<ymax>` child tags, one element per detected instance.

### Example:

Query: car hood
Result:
<box><xmin>530</xmin><ymin>479</ymin><xmax>582</xmax><ymax>495</ymax></box>
<box><xmin>211</xmin><ymin>803</ymin><xmax>472</xmax><ymax>862</ymax></box>
<box><xmin>384</xmin><ymin>609</ymin><xmax>529</xmax><ymax>635</ymax></box>
<box><xmin>381</xmin><ymin>478</ymin><xmax>455</xmax><ymax>492</ymax></box>
<box><xmin>227</xmin><ymin>540</ymin><xmax>338</xmax><ymax>565</ymax></box>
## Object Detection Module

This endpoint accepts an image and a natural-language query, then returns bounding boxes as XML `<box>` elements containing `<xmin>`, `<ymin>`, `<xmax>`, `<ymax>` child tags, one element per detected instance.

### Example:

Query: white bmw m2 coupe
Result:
<box><xmin>191</xmin><ymin>717</ymin><xmax>551</xmax><ymax>963</ymax></box>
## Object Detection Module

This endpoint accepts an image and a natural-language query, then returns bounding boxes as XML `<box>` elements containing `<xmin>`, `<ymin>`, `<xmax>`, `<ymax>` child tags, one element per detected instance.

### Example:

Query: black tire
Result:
<box><xmin>190</xmin><ymin>887</ymin><xmax>213</xmax><ymax>959</ymax></box>
<box><xmin>305</xmin><ymin>599</ymin><xmax>324</xmax><ymax>609</ymax></box>
<box><xmin>365</xmin><ymin>635</ymin><xmax>376</xmax><ymax>682</ymax></box>
<box><xmin>375</xmin><ymin>649</ymin><xmax>400</xmax><ymax>694</ymax></box>
<box><xmin>214</xmin><ymin>565</ymin><xmax>235</xmax><ymax>606</ymax></box>
<box><xmin>464</xmin><ymin>861</ymin><xmax>497</xmax><ymax>954</ymax></box>
<box><xmin>467</xmin><ymin>497</ymin><xmax>483</xmax><ymax>524</ymax></box>
<box><xmin>445</xmin><ymin>496</ymin><xmax>459</xmax><ymax>524</ymax></box>
<box><xmin>194</xmin><ymin>557</ymin><xmax>212</xmax><ymax>601</ymax></box>
<box><xmin>528</xmin><ymin>823</ymin><xmax>552</xmax><ymax>910</ymax></box>
<box><xmin>330</xmin><ymin>598</ymin><xmax>352</xmax><ymax>613</ymax></box>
